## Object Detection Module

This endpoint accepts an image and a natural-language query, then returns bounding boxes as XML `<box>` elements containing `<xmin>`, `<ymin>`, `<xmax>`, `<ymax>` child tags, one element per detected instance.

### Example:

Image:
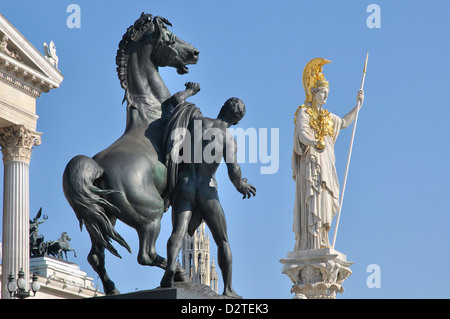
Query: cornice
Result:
<box><xmin>0</xmin><ymin>65</ymin><xmax>42</xmax><ymax>97</ymax></box>
<box><xmin>0</xmin><ymin>13</ymin><xmax>63</xmax><ymax>94</ymax></box>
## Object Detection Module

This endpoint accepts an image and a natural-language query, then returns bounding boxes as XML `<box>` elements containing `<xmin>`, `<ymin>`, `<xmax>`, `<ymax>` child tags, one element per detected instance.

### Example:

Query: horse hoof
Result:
<box><xmin>107</xmin><ymin>288</ymin><xmax>120</xmax><ymax>295</ymax></box>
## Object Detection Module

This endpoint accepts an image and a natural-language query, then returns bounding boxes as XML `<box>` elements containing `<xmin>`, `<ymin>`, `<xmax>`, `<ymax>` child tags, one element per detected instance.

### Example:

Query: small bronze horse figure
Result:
<box><xmin>63</xmin><ymin>13</ymin><xmax>199</xmax><ymax>295</ymax></box>
<box><xmin>47</xmin><ymin>232</ymin><xmax>77</xmax><ymax>260</ymax></box>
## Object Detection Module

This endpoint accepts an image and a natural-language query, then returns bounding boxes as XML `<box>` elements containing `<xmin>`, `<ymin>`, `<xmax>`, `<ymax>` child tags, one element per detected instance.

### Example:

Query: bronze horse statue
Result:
<box><xmin>63</xmin><ymin>13</ymin><xmax>199</xmax><ymax>295</ymax></box>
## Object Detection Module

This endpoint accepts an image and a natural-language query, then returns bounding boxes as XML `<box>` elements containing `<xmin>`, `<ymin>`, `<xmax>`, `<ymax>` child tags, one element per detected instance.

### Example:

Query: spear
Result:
<box><xmin>332</xmin><ymin>52</ymin><xmax>368</xmax><ymax>249</ymax></box>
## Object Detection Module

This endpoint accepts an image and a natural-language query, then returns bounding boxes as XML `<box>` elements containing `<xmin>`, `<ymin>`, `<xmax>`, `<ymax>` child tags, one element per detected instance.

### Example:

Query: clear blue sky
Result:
<box><xmin>1</xmin><ymin>0</ymin><xmax>449</xmax><ymax>299</ymax></box>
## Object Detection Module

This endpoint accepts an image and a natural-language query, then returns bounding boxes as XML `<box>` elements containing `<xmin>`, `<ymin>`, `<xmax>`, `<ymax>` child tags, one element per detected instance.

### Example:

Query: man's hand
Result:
<box><xmin>237</xmin><ymin>178</ymin><xmax>256</xmax><ymax>199</ymax></box>
<box><xmin>185</xmin><ymin>82</ymin><xmax>200</xmax><ymax>95</ymax></box>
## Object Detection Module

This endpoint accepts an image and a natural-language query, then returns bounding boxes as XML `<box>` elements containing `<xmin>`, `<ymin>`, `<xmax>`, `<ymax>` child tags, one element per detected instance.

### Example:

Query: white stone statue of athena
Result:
<box><xmin>292</xmin><ymin>58</ymin><xmax>363</xmax><ymax>250</ymax></box>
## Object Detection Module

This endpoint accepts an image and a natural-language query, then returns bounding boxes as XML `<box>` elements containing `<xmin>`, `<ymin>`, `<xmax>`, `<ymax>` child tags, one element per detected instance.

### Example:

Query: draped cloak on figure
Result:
<box><xmin>291</xmin><ymin>106</ymin><xmax>343</xmax><ymax>250</ymax></box>
<box><xmin>162</xmin><ymin>101</ymin><xmax>204</xmax><ymax>236</ymax></box>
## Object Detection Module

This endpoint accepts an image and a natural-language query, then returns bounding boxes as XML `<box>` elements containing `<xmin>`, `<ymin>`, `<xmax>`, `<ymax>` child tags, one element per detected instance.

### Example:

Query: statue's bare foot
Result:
<box><xmin>223</xmin><ymin>289</ymin><xmax>242</xmax><ymax>299</ymax></box>
<box><xmin>160</xmin><ymin>269</ymin><xmax>175</xmax><ymax>288</ymax></box>
<box><xmin>174</xmin><ymin>266</ymin><xmax>189</xmax><ymax>282</ymax></box>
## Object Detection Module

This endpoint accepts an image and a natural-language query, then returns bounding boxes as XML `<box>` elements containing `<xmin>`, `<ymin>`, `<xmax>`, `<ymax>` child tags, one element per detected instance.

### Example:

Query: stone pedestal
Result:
<box><xmin>280</xmin><ymin>248</ymin><xmax>353</xmax><ymax>299</ymax></box>
<box><xmin>96</xmin><ymin>282</ymin><xmax>225</xmax><ymax>299</ymax></box>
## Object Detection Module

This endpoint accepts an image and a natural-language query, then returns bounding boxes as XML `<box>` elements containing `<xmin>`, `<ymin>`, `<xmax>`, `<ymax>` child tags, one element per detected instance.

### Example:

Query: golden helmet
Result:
<box><xmin>302</xmin><ymin>58</ymin><xmax>331</xmax><ymax>104</ymax></box>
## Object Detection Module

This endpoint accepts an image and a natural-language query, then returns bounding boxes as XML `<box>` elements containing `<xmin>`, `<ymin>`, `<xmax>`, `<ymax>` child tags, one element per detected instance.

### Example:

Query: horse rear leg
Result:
<box><xmin>136</xmin><ymin>219</ymin><xmax>166</xmax><ymax>267</ymax></box>
<box><xmin>109</xmin><ymin>180</ymin><xmax>189</xmax><ymax>284</ymax></box>
<box><xmin>137</xmin><ymin>221</ymin><xmax>189</xmax><ymax>283</ymax></box>
<box><xmin>88</xmin><ymin>242</ymin><xmax>119</xmax><ymax>295</ymax></box>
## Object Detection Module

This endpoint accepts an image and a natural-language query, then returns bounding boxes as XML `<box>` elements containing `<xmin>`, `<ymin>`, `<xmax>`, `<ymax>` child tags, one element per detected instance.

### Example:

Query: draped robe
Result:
<box><xmin>291</xmin><ymin>106</ymin><xmax>343</xmax><ymax>250</ymax></box>
<box><xmin>162</xmin><ymin>101</ymin><xmax>205</xmax><ymax>235</ymax></box>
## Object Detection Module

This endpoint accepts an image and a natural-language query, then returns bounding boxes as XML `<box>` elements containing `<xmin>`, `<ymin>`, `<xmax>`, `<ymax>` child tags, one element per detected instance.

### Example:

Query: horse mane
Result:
<box><xmin>115</xmin><ymin>12</ymin><xmax>173</xmax><ymax>105</ymax></box>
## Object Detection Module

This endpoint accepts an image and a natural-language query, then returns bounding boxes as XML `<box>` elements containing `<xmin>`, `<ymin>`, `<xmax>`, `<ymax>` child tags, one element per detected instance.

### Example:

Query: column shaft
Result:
<box><xmin>2</xmin><ymin>160</ymin><xmax>30</xmax><ymax>298</ymax></box>
<box><xmin>0</xmin><ymin>125</ymin><xmax>40</xmax><ymax>299</ymax></box>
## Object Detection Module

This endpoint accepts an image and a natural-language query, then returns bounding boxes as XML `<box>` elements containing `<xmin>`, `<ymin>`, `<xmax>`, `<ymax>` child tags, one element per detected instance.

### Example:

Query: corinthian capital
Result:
<box><xmin>0</xmin><ymin>125</ymin><xmax>42</xmax><ymax>164</ymax></box>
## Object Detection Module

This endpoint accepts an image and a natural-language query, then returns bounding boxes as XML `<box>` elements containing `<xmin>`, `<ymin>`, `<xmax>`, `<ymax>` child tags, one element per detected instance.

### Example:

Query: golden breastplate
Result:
<box><xmin>305</xmin><ymin>106</ymin><xmax>334</xmax><ymax>149</ymax></box>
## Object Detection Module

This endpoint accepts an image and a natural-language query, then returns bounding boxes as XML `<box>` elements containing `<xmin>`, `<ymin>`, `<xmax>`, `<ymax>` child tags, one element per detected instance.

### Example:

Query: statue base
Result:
<box><xmin>95</xmin><ymin>282</ymin><xmax>230</xmax><ymax>299</ymax></box>
<box><xmin>280</xmin><ymin>248</ymin><xmax>353</xmax><ymax>299</ymax></box>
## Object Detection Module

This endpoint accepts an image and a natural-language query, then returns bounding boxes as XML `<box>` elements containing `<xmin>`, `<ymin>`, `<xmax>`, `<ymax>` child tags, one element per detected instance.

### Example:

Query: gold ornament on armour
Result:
<box><xmin>305</xmin><ymin>105</ymin><xmax>334</xmax><ymax>149</ymax></box>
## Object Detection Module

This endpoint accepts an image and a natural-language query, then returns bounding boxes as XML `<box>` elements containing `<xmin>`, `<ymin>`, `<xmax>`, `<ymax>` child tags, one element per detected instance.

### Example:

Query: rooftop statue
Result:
<box><xmin>46</xmin><ymin>232</ymin><xmax>77</xmax><ymax>261</ymax></box>
<box><xmin>29</xmin><ymin>208</ymin><xmax>77</xmax><ymax>261</ymax></box>
<box><xmin>0</xmin><ymin>34</ymin><xmax>22</xmax><ymax>61</ymax></box>
<box><xmin>43</xmin><ymin>41</ymin><xmax>59</xmax><ymax>69</ymax></box>
<box><xmin>29</xmin><ymin>207</ymin><xmax>48</xmax><ymax>256</ymax></box>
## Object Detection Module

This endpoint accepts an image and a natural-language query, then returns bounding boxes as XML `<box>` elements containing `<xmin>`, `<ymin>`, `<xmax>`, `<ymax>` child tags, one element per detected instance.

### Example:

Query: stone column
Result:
<box><xmin>280</xmin><ymin>248</ymin><xmax>353</xmax><ymax>299</ymax></box>
<box><xmin>0</xmin><ymin>125</ymin><xmax>41</xmax><ymax>299</ymax></box>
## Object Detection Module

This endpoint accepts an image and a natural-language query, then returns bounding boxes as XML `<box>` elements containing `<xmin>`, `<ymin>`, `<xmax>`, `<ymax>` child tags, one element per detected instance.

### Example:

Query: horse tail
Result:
<box><xmin>62</xmin><ymin>155</ymin><xmax>131</xmax><ymax>258</ymax></box>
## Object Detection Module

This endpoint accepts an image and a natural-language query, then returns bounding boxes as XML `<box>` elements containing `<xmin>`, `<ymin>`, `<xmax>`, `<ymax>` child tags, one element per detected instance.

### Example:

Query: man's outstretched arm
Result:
<box><xmin>171</xmin><ymin>82</ymin><xmax>201</xmax><ymax>107</ymax></box>
<box><xmin>224</xmin><ymin>131</ymin><xmax>256</xmax><ymax>199</ymax></box>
